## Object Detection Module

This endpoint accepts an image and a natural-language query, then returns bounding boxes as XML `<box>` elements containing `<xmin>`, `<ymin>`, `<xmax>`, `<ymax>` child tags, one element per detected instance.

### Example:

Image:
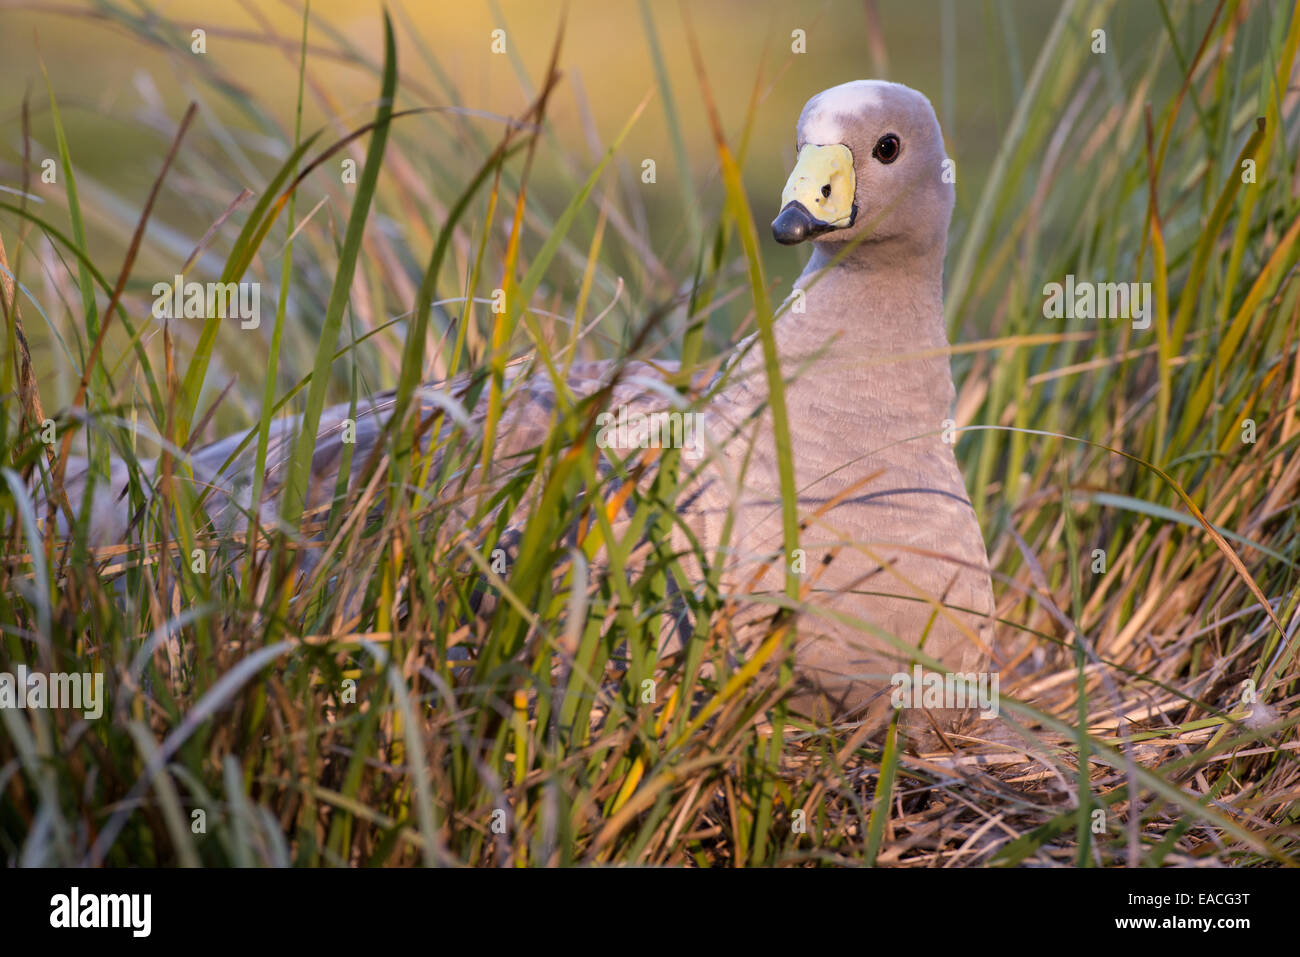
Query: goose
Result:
<box><xmin>57</xmin><ymin>79</ymin><xmax>996</xmax><ymax>741</ymax></box>
<box><xmin>677</xmin><ymin>79</ymin><xmax>996</xmax><ymax>738</ymax></box>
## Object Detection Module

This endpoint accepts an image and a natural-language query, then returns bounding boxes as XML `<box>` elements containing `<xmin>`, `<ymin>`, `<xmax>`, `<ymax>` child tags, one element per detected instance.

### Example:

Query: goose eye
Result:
<box><xmin>821</xmin><ymin>184</ymin><xmax>832</xmax><ymax>198</ymax></box>
<box><xmin>872</xmin><ymin>133</ymin><xmax>900</xmax><ymax>164</ymax></box>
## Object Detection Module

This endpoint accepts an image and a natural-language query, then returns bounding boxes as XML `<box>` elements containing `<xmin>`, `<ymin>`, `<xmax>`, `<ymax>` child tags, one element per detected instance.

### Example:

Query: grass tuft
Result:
<box><xmin>1</xmin><ymin>0</ymin><xmax>1298</xmax><ymax>867</ymax></box>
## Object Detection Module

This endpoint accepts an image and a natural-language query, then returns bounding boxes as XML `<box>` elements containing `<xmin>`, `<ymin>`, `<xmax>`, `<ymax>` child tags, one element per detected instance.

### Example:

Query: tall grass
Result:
<box><xmin>1</xmin><ymin>0</ymin><xmax>1299</xmax><ymax>866</ymax></box>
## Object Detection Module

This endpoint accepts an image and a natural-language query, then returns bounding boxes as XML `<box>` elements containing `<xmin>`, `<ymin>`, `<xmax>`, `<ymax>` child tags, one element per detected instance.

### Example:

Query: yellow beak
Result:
<box><xmin>772</xmin><ymin>143</ymin><xmax>857</xmax><ymax>245</ymax></box>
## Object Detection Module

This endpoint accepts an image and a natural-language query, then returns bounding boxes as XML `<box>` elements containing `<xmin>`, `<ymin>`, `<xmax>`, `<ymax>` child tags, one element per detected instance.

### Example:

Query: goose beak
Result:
<box><xmin>771</xmin><ymin>202</ymin><xmax>820</xmax><ymax>245</ymax></box>
<box><xmin>772</xmin><ymin>143</ymin><xmax>857</xmax><ymax>245</ymax></box>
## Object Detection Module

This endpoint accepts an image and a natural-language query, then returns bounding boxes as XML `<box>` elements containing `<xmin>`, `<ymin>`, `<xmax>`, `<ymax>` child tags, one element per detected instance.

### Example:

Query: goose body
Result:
<box><xmin>61</xmin><ymin>80</ymin><xmax>996</xmax><ymax>737</ymax></box>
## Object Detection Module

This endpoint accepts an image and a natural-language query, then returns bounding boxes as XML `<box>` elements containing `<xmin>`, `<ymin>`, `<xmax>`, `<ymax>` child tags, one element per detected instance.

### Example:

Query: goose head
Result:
<box><xmin>771</xmin><ymin>80</ymin><xmax>954</xmax><ymax>257</ymax></box>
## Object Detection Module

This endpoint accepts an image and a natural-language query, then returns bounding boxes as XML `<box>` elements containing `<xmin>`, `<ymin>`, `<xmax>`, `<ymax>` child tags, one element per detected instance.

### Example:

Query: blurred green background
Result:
<box><xmin>0</xmin><ymin>0</ymin><xmax>1199</xmax><ymax>423</ymax></box>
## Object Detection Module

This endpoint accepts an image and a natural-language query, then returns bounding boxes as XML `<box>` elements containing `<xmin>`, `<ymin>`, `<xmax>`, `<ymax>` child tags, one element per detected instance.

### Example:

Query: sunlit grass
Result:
<box><xmin>1</xmin><ymin>0</ymin><xmax>1299</xmax><ymax>866</ymax></box>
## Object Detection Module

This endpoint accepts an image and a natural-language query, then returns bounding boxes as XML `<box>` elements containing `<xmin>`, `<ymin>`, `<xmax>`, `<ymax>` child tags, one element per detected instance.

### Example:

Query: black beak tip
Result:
<box><xmin>771</xmin><ymin>203</ymin><xmax>817</xmax><ymax>245</ymax></box>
